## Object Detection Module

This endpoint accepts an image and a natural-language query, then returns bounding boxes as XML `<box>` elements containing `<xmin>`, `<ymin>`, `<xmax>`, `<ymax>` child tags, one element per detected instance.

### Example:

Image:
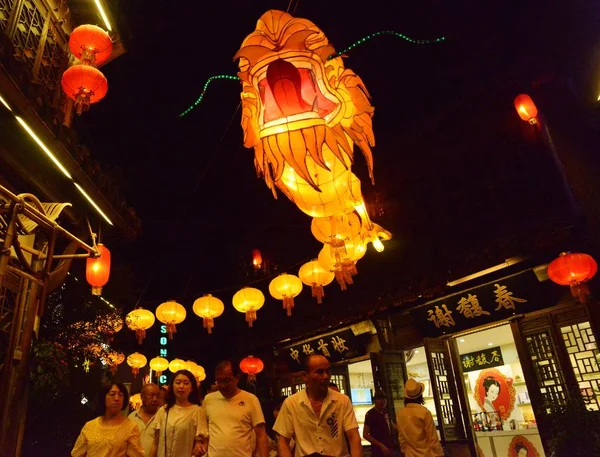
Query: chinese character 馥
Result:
<box><xmin>490</xmin><ymin>350</ymin><xmax>501</xmax><ymax>363</ymax></box>
<box><xmin>494</xmin><ymin>284</ymin><xmax>527</xmax><ymax>311</ymax></box>
<box><xmin>302</xmin><ymin>344</ymin><xmax>315</xmax><ymax>356</ymax></box>
<box><xmin>290</xmin><ymin>348</ymin><xmax>300</xmax><ymax>363</ymax></box>
<box><xmin>462</xmin><ymin>356</ymin><xmax>475</xmax><ymax>369</ymax></box>
<box><xmin>427</xmin><ymin>304</ymin><xmax>456</xmax><ymax>328</ymax></box>
<box><xmin>475</xmin><ymin>353</ymin><xmax>489</xmax><ymax>366</ymax></box>
<box><xmin>317</xmin><ymin>338</ymin><xmax>331</xmax><ymax>357</ymax></box>
<box><xmin>331</xmin><ymin>335</ymin><xmax>349</xmax><ymax>353</ymax></box>
<box><xmin>456</xmin><ymin>294</ymin><xmax>491</xmax><ymax>319</ymax></box>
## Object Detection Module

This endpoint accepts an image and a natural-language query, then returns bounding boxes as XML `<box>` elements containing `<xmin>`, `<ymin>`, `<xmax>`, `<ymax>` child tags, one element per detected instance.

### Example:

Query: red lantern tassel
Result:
<box><xmin>110</xmin><ymin>364</ymin><xmax>117</xmax><ymax>374</ymax></box>
<box><xmin>311</xmin><ymin>284</ymin><xmax>324</xmax><ymax>304</ymax></box>
<box><xmin>166</xmin><ymin>323</ymin><xmax>176</xmax><ymax>340</ymax></box>
<box><xmin>246</xmin><ymin>310</ymin><xmax>256</xmax><ymax>327</ymax></box>
<box><xmin>156</xmin><ymin>370</ymin><xmax>162</xmax><ymax>377</ymax></box>
<box><xmin>132</xmin><ymin>367</ymin><xmax>139</xmax><ymax>377</ymax></box>
<box><xmin>335</xmin><ymin>270</ymin><xmax>347</xmax><ymax>291</ymax></box>
<box><xmin>570</xmin><ymin>282</ymin><xmax>590</xmax><ymax>304</ymax></box>
<box><xmin>283</xmin><ymin>296</ymin><xmax>295</xmax><ymax>317</ymax></box>
<box><xmin>204</xmin><ymin>317</ymin><xmax>214</xmax><ymax>334</ymax></box>
<box><xmin>136</xmin><ymin>329</ymin><xmax>146</xmax><ymax>345</ymax></box>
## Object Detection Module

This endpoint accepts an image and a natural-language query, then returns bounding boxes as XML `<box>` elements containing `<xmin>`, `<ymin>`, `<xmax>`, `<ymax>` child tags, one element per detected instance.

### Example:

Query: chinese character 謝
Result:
<box><xmin>290</xmin><ymin>348</ymin><xmax>300</xmax><ymax>363</ymax></box>
<box><xmin>331</xmin><ymin>335</ymin><xmax>349</xmax><ymax>353</ymax></box>
<box><xmin>494</xmin><ymin>284</ymin><xmax>527</xmax><ymax>311</ymax></box>
<box><xmin>456</xmin><ymin>294</ymin><xmax>491</xmax><ymax>319</ymax></box>
<box><xmin>317</xmin><ymin>338</ymin><xmax>331</xmax><ymax>357</ymax></box>
<box><xmin>427</xmin><ymin>304</ymin><xmax>456</xmax><ymax>328</ymax></box>
<box><xmin>462</xmin><ymin>356</ymin><xmax>475</xmax><ymax>369</ymax></box>
<box><xmin>302</xmin><ymin>344</ymin><xmax>315</xmax><ymax>356</ymax></box>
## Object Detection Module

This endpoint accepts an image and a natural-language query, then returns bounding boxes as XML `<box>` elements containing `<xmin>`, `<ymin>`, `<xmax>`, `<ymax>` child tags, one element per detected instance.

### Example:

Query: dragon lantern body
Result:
<box><xmin>235</xmin><ymin>10</ymin><xmax>390</xmax><ymax>286</ymax></box>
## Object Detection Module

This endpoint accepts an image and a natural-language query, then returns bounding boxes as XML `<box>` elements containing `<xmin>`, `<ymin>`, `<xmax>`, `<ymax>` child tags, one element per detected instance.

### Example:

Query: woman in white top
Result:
<box><xmin>149</xmin><ymin>370</ymin><xmax>203</xmax><ymax>457</ymax></box>
<box><xmin>397</xmin><ymin>379</ymin><xmax>445</xmax><ymax>457</ymax></box>
<box><xmin>71</xmin><ymin>382</ymin><xmax>145</xmax><ymax>457</ymax></box>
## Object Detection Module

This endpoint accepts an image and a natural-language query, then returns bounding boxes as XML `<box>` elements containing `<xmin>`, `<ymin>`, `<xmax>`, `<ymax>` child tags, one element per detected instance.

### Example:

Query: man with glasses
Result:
<box><xmin>129</xmin><ymin>383</ymin><xmax>161</xmax><ymax>456</ymax></box>
<box><xmin>198</xmin><ymin>360</ymin><xmax>269</xmax><ymax>457</ymax></box>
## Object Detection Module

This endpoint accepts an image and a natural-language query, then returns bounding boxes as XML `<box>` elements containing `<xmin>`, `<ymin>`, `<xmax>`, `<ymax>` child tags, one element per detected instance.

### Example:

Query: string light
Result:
<box><xmin>178</xmin><ymin>30</ymin><xmax>445</xmax><ymax>118</ymax></box>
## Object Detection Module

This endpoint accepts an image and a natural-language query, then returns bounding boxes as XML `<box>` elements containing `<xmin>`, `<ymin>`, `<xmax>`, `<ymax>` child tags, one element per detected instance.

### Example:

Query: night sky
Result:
<box><xmin>67</xmin><ymin>0</ymin><xmax>600</xmax><ymax>372</ymax></box>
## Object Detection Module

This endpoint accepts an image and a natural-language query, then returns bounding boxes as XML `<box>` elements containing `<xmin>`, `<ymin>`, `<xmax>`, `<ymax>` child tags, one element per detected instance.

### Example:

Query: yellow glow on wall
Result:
<box><xmin>94</xmin><ymin>0</ymin><xmax>112</xmax><ymax>31</ymax></box>
<box><xmin>0</xmin><ymin>94</ymin><xmax>12</xmax><ymax>111</ymax></box>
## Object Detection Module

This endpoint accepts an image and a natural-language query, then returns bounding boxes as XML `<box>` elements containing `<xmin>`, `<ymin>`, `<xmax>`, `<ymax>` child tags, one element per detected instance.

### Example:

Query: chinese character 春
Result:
<box><xmin>427</xmin><ymin>304</ymin><xmax>456</xmax><ymax>328</ymax></box>
<box><xmin>462</xmin><ymin>356</ymin><xmax>475</xmax><ymax>369</ymax></box>
<box><xmin>494</xmin><ymin>284</ymin><xmax>527</xmax><ymax>311</ymax></box>
<box><xmin>490</xmin><ymin>350</ymin><xmax>501</xmax><ymax>363</ymax></box>
<box><xmin>317</xmin><ymin>338</ymin><xmax>331</xmax><ymax>357</ymax></box>
<box><xmin>475</xmin><ymin>353</ymin><xmax>489</xmax><ymax>366</ymax></box>
<box><xmin>331</xmin><ymin>335</ymin><xmax>349</xmax><ymax>353</ymax></box>
<box><xmin>290</xmin><ymin>348</ymin><xmax>300</xmax><ymax>363</ymax></box>
<box><xmin>302</xmin><ymin>344</ymin><xmax>315</xmax><ymax>356</ymax></box>
<box><xmin>456</xmin><ymin>294</ymin><xmax>491</xmax><ymax>318</ymax></box>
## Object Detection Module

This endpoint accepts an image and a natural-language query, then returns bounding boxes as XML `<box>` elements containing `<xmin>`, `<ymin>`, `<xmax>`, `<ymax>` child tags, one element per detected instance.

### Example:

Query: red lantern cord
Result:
<box><xmin>310</xmin><ymin>284</ymin><xmax>325</xmax><ymax>304</ymax></box>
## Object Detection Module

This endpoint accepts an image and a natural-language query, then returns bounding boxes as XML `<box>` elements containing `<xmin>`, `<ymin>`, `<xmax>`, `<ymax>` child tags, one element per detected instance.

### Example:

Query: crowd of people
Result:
<box><xmin>71</xmin><ymin>354</ymin><xmax>445</xmax><ymax>457</ymax></box>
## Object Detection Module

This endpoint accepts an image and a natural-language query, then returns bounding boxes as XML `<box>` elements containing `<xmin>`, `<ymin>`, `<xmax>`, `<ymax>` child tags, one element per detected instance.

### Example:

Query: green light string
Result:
<box><xmin>331</xmin><ymin>30</ymin><xmax>445</xmax><ymax>58</ymax></box>
<box><xmin>178</xmin><ymin>30</ymin><xmax>445</xmax><ymax>118</ymax></box>
<box><xmin>178</xmin><ymin>74</ymin><xmax>240</xmax><ymax>117</ymax></box>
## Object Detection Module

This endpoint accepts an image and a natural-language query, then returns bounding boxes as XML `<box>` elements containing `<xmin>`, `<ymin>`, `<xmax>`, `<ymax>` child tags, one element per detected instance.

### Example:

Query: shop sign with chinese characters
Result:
<box><xmin>460</xmin><ymin>346</ymin><xmax>504</xmax><ymax>373</ymax></box>
<box><xmin>411</xmin><ymin>270</ymin><xmax>559</xmax><ymax>338</ymax></box>
<box><xmin>284</xmin><ymin>329</ymin><xmax>365</xmax><ymax>370</ymax></box>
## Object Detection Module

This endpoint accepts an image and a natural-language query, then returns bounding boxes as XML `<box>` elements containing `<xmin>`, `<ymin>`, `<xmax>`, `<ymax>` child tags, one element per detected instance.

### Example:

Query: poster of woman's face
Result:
<box><xmin>508</xmin><ymin>436</ymin><xmax>540</xmax><ymax>457</ymax></box>
<box><xmin>473</xmin><ymin>368</ymin><xmax>516</xmax><ymax>420</ymax></box>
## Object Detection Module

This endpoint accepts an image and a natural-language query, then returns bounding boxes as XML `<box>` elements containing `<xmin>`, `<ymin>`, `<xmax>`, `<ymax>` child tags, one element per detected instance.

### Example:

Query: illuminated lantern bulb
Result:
<box><xmin>311</xmin><ymin>213</ymin><xmax>361</xmax><ymax>245</ymax></box>
<box><xmin>68</xmin><ymin>24</ymin><xmax>113</xmax><ymax>66</ymax></box>
<box><xmin>197</xmin><ymin>371</ymin><xmax>206</xmax><ymax>382</ymax></box>
<box><xmin>61</xmin><ymin>65</ymin><xmax>108</xmax><ymax>115</ymax></box>
<box><xmin>232</xmin><ymin>287</ymin><xmax>265</xmax><ymax>327</ymax></box>
<box><xmin>104</xmin><ymin>351</ymin><xmax>124</xmax><ymax>374</ymax></box>
<box><xmin>127</xmin><ymin>352</ymin><xmax>147</xmax><ymax>377</ymax></box>
<box><xmin>252</xmin><ymin>249</ymin><xmax>263</xmax><ymax>269</ymax></box>
<box><xmin>298</xmin><ymin>260</ymin><xmax>335</xmax><ymax>304</ymax></box>
<box><xmin>514</xmin><ymin>94</ymin><xmax>538</xmax><ymax>125</ymax></box>
<box><xmin>155</xmin><ymin>300</ymin><xmax>186</xmax><ymax>340</ymax></box>
<box><xmin>129</xmin><ymin>393</ymin><xmax>142</xmax><ymax>410</ymax></box>
<box><xmin>149</xmin><ymin>356</ymin><xmax>169</xmax><ymax>377</ymax></box>
<box><xmin>548</xmin><ymin>252</ymin><xmax>597</xmax><ymax>303</ymax></box>
<box><xmin>239</xmin><ymin>355</ymin><xmax>264</xmax><ymax>382</ymax></box>
<box><xmin>192</xmin><ymin>294</ymin><xmax>224</xmax><ymax>334</ymax></box>
<box><xmin>269</xmin><ymin>273</ymin><xmax>303</xmax><ymax>316</ymax></box>
<box><xmin>126</xmin><ymin>308</ymin><xmax>155</xmax><ymax>344</ymax></box>
<box><xmin>169</xmin><ymin>358</ymin><xmax>188</xmax><ymax>373</ymax></box>
<box><xmin>86</xmin><ymin>243</ymin><xmax>111</xmax><ymax>295</ymax></box>
<box><xmin>188</xmin><ymin>362</ymin><xmax>206</xmax><ymax>382</ymax></box>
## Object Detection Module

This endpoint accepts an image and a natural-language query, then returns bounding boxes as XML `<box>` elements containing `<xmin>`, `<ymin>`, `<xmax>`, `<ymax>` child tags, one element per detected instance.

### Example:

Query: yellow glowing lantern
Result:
<box><xmin>232</xmin><ymin>287</ymin><xmax>265</xmax><ymax>327</ymax></box>
<box><xmin>197</xmin><ymin>371</ymin><xmax>207</xmax><ymax>382</ymax></box>
<box><xmin>104</xmin><ymin>351</ymin><xmax>124</xmax><ymax>374</ymax></box>
<box><xmin>298</xmin><ymin>260</ymin><xmax>335</xmax><ymax>304</ymax></box>
<box><xmin>149</xmin><ymin>356</ymin><xmax>169</xmax><ymax>377</ymax></box>
<box><xmin>311</xmin><ymin>213</ymin><xmax>361</xmax><ymax>245</ymax></box>
<box><xmin>192</xmin><ymin>294</ymin><xmax>224</xmax><ymax>334</ymax></box>
<box><xmin>188</xmin><ymin>361</ymin><xmax>205</xmax><ymax>381</ymax></box>
<box><xmin>126</xmin><ymin>308</ymin><xmax>155</xmax><ymax>344</ymax></box>
<box><xmin>269</xmin><ymin>273</ymin><xmax>303</xmax><ymax>316</ymax></box>
<box><xmin>129</xmin><ymin>393</ymin><xmax>142</xmax><ymax>410</ymax></box>
<box><xmin>127</xmin><ymin>352</ymin><xmax>147</xmax><ymax>377</ymax></box>
<box><xmin>155</xmin><ymin>300</ymin><xmax>186</xmax><ymax>339</ymax></box>
<box><xmin>169</xmin><ymin>358</ymin><xmax>188</xmax><ymax>373</ymax></box>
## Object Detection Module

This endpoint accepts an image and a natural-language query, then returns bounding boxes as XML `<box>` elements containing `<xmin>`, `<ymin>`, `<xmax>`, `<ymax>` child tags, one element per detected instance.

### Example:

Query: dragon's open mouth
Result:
<box><xmin>257</xmin><ymin>59</ymin><xmax>339</xmax><ymax>128</ymax></box>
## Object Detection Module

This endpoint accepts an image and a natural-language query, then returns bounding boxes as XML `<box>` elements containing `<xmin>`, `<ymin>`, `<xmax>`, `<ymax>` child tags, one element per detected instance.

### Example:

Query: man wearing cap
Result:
<box><xmin>396</xmin><ymin>379</ymin><xmax>445</xmax><ymax>457</ymax></box>
<box><xmin>363</xmin><ymin>390</ymin><xmax>394</xmax><ymax>457</ymax></box>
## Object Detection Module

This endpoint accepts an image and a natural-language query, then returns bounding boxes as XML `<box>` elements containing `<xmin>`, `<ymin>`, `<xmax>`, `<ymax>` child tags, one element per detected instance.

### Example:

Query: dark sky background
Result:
<box><xmin>67</xmin><ymin>0</ymin><xmax>600</xmax><ymax>372</ymax></box>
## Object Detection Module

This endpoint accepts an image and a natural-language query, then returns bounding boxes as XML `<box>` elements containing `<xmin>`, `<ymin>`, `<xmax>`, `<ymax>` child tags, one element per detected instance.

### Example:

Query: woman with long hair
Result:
<box><xmin>71</xmin><ymin>382</ymin><xmax>145</xmax><ymax>457</ymax></box>
<box><xmin>149</xmin><ymin>370</ymin><xmax>203</xmax><ymax>457</ymax></box>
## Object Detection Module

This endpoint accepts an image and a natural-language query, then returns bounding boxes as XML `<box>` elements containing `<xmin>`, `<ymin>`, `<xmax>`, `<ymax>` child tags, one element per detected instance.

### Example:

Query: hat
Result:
<box><xmin>373</xmin><ymin>389</ymin><xmax>387</xmax><ymax>400</ymax></box>
<box><xmin>404</xmin><ymin>379</ymin><xmax>425</xmax><ymax>399</ymax></box>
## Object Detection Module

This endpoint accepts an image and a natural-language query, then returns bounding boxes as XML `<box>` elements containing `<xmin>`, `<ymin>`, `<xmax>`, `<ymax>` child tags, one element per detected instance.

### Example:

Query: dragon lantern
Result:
<box><xmin>235</xmin><ymin>10</ymin><xmax>390</xmax><ymax>281</ymax></box>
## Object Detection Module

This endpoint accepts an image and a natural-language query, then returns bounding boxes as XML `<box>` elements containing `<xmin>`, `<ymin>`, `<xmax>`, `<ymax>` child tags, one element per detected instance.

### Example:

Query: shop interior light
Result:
<box><xmin>446</xmin><ymin>256</ymin><xmax>527</xmax><ymax>287</ymax></box>
<box><xmin>0</xmin><ymin>94</ymin><xmax>12</xmax><ymax>111</ymax></box>
<box><xmin>15</xmin><ymin>116</ymin><xmax>73</xmax><ymax>179</ymax></box>
<box><xmin>94</xmin><ymin>0</ymin><xmax>112</xmax><ymax>31</ymax></box>
<box><xmin>74</xmin><ymin>182</ymin><xmax>113</xmax><ymax>225</ymax></box>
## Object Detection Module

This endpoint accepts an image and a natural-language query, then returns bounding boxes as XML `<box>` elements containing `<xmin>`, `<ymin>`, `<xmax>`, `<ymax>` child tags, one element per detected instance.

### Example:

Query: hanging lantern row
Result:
<box><xmin>62</xmin><ymin>24</ymin><xmax>111</xmax><ymax>115</ymax></box>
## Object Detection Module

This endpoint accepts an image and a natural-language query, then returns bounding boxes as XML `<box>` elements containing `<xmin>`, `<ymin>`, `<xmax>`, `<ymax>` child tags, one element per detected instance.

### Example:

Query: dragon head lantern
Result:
<box><xmin>235</xmin><ymin>10</ymin><xmax>390</xmax><ymax>252</ymax></box>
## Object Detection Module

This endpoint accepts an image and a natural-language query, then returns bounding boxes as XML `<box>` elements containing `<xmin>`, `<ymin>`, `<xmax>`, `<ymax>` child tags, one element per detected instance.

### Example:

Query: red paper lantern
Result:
<box><xmin>548</xmin><ymin>252</ymin><xmax>597</xmax><ymax>303</ymax></box>
<box><xmin>514</xmin><ymin>94</ymin><xmax>538</xmax><ymax>124</ymax></box>
<box><xmin>61</xmin><ymin>65</ymin><xmax>108</xmax><ymax>115</ymax></box>
<box><xmin>69</xmin><ymin>24</ymin><xmax>113</xmax><ymax>66</ymax></box>
<box><xmin>86</xmin><ymin>244</ymin><xmax>111</xmax><ymax>295</ymax></box>
<box><xmin>239</xmin><ymin>355</ymin><xmax>264</xmax><ymax>379</ymax></box>
<box><xmin>252</xmin><ymin>249</ymin><xmax>263</xmax><ymax>269</ymax></box>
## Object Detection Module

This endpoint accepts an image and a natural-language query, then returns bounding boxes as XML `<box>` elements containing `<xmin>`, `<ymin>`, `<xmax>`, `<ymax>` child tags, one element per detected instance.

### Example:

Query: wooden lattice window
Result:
<box><xmin>12</xmin><ymin>0</ymin><xmax>44</xmax><ymax>71</ymax></box>
<box><xmin>280</xmin><ymin>386</ymin><xmax>292</xmax><ymax>397</ymax></box>
<box><xmin>559</xmin><ymin>321</ymin><xmax>600</xmax><ymax>411</ymax></box>
<box><xmin>330</xmin><ymin>374</ymin><xmax>346</xmax><ymax>394</ymax></box>
<box><xmin>430</xmin><ymin>352</ymin><xmax>456</xmax><ymax>426</ymax></box>
<box><xmin>37</xmin><ymin>21</ymin><xmax>65</xmax><ymax>92</ymax></box>
<box><xmin>0</xmin><ymin>0</ymin><xmax>15</xmax><ymax>33</ymax></box>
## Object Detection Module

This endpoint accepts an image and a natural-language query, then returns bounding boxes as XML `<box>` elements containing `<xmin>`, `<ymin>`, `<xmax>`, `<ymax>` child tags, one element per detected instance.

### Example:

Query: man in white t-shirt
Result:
<box><xmin>274</xmin><ymin>354</ymin><xmax>362</xmax><ymax>457</ymax></box>
<box><xmin>198</xmin><ymin>360</ymin><xmax>269</xmax><ymax>457</ymax></box>
<box><xmin>129</xmin><ymin>383</ymin><xmax>161</xmax><ymax>456</ymax></box>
